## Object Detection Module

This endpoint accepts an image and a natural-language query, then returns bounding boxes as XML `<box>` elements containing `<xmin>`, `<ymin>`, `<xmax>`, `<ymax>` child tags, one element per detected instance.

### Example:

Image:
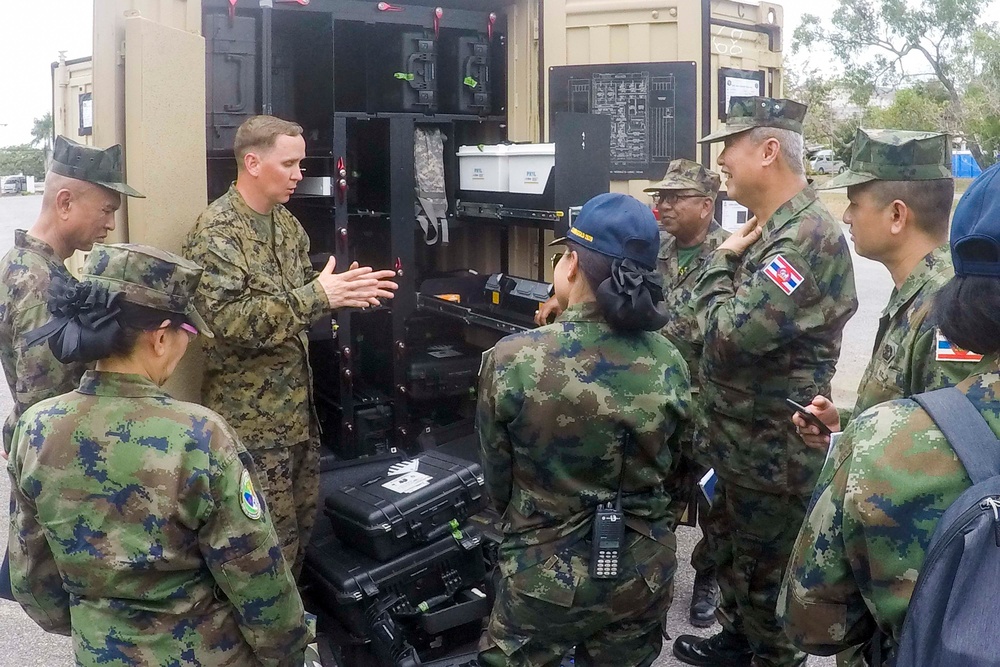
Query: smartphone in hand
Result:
<box><xmin>786</xmin><ymin>398</ymin><xmax>833</xmax><ymax>436</ymax></box>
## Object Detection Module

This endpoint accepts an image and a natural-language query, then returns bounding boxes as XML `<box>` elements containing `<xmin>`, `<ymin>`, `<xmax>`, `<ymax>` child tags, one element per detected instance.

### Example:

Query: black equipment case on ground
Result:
<box><xmin>305</xmin><ymin>520</ymin><xmax>488</xmax><ymax>638</ymax></box>
<box><xmin>324</xmin><ymin>451</ymin><xmax>488</xmax><ymax>562</ymax></box>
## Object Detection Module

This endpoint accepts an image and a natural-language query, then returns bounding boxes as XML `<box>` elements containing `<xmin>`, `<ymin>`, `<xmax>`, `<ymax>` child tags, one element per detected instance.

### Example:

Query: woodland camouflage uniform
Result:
<box><xmin>184</xmin><ymin>185</ymin><xmax>328</xmax><ymax>574</ymax></box>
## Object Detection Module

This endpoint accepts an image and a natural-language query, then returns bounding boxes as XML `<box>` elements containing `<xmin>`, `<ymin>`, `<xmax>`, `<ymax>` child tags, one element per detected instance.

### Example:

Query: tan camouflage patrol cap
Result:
<box><xmin>643</xmin><ymin>159</ymin><xmax>721</xmax><ymax>197</ymax></box>
<box><xmin>50</xmin><ymin>135</ymin><xmax>144</xmax><ymax>198</ymax></box>
<box><xmin>699</xmin><ymin>97</ymin><xmax>808</xmax><ymax>144</ymax></box>
<box><xmin>83</xmin><ymin>243</ymin><xmax>213</xmax><ymax>337</ymax></box>
<box><xmin>819</xmin><ymin>128</ymin><xmax>952</xmax><ymax>190</ymax></box>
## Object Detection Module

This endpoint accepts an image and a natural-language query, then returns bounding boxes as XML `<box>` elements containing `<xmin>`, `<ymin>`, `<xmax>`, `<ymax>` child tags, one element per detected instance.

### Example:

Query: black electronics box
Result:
<box><xmin>324</xmin><ymin>451</ymin><xmax>488</xmax><ymax>562</ymax></box>
<box><xmin>440</xmin><ymin>33</ymin><xmax>491</xmax><ymax>115</ymax></box>
<box><xmin>485</xmin><ymin>273</ymin><xmax>552</xmax><ymax>322</ymax></box>
<box><xmin>367</xmin><ymin>26</ymin><xmax>438</xmax><ymax>113</ymax></box>
<box><xmin>407</xmin><ymin>342</ymin><xmax>483</xmax><ymax>402</ymax></box>
<box><xmin>304</xmin><ymin>520</ymin><xmax>488</xmax><ymax>637</ymax></box>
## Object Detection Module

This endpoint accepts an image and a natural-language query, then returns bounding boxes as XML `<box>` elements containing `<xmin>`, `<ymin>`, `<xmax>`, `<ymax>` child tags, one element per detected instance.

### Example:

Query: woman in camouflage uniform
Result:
<box><xmin>477</xmin><ymin>193</ymin><xmax>691</xmax><ymax>666</ymax></box>
<box><xmin>7</xmin><ymin>243</ymin><xmax>312</xmax><ymax>666</ymax></box>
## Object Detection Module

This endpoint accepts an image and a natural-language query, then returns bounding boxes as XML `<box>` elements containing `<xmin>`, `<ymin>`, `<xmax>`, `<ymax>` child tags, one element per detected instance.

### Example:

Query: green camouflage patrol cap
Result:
<box><xmin>643</xmin><ymin>159</ymin><xmax>721</xmax><ymax>197</ymax></box>
<box><xmin>50</xmin><ymin>135</ymin><xmax>144</xmax><ymax>198</ymax></box>
<box><xmin>83</xmin><ymin>243</ymin><xmax>213</xmax><ymax>337</ymax></box>
<box><xmin>819</xmin><ymin>128</ymin><xmax>952</xmax><ymax>190</ymax></box>
<box><xmin>698</xmin><ymin>97</ymin><xmax>808</xmax><ymax>144</ymax></box>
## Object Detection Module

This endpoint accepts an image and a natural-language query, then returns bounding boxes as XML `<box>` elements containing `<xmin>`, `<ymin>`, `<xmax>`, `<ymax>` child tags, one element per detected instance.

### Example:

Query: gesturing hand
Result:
<box><xmin>315</xmin><ymin>257</ymin><xmax>398</xmax><ymax>310</ymax></box>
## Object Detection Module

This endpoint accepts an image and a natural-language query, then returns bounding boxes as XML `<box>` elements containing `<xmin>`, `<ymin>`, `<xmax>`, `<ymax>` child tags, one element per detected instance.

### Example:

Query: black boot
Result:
<box><xmin>673</xmin><ymin>629</ymin><xmax>753</xmax><ymax>666</ymax></box>
<box><xmin>689</xmin><ymin>570</ymin><xmax>720</xmax><ymax>628</ymax></box>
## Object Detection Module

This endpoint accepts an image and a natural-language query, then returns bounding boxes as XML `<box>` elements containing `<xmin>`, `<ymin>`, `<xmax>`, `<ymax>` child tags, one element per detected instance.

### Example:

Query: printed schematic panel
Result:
<box><xmin>550</xmin><ymin>62</ymin><xmax>697</xmax><ymax>180</ymax></box>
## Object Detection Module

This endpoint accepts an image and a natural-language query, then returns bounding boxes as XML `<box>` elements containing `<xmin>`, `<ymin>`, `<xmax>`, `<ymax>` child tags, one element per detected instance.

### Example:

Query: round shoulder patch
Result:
<box><xmin>239</xmin><ymin>469</ymin><xmax>263</xmax><ymax>521</ymax></box>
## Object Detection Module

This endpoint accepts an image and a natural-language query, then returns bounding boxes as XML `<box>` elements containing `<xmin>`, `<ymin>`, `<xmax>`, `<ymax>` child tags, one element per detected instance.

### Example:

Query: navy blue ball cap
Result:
<box><xmin>550</xmin><ymin>193</ymin><xmax>659</xmax><ymax>270</ymax></box>
<box><xmin>951</xmin><ymin>163</ymin><xmax>1000</xmax><ymax>277</ymax></box>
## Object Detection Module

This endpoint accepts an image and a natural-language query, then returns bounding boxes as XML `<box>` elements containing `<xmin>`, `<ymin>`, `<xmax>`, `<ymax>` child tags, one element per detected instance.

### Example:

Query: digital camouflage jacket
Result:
<box><xmin>693</xmin><ymin>187</ymin><xmax>858</xmax><ymax>495</ymax></box>
<box><xmin>658</xmin><ymin>221</ymin><xmax>729</xmax><ymax>462</ymax></box>
<box><xmin>0</xmin><ymin>230</ymin><xmax>87</xmax><ymax>452</ymax></box>
<box><xmin>184</xmin><ymin>186</ymin><xmax>329</xmax><ymax>450</ymax></box>
<box><xmin>849</xmin><ymin>244</ymin><xmax>996</xmax><ymax>420</ymax></box>
<box><xmin>477</xmin><ymin>302</ymin><xmax>691</xmax><ymax>577</ymax></box>
<box><xmin>779</xmin><ymin>372</ymin><xmax>1000</xmax><ymax>659</ymax></box>
<box><xmin>7</xmin><ymin>371</ymin><xmax>311</xmax><ymax>666</ymax></box>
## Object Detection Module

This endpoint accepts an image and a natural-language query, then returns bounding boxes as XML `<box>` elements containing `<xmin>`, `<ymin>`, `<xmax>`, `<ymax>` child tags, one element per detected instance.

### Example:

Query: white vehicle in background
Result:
<box><xmin>808</xmin><ymin>150</ymin><xmax>847</xmax><ymax>175</ymax></box>
<box><xmin>0</xmin><ymin>174</ymin><xmax>27</xmax><ymax>195</ymax></box>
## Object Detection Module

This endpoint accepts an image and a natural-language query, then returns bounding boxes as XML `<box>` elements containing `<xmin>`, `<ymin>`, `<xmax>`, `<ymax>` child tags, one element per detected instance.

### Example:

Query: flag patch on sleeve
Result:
<box><xmin>763</xmin><ymin>255</ymin><xmax>804</xmax><ymax>295</ymax></box>
<box><xmin>935</xmin><ymin>329</ymin><xmax>984</xmax><ymax>362</ymax></box>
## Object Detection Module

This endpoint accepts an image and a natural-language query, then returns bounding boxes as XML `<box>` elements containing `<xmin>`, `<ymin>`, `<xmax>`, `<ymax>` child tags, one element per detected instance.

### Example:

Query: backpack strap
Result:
<box><xmin>912</xmin><ymin>387</ymin><xmax>1000</xmax><ymax>485</ymax></box>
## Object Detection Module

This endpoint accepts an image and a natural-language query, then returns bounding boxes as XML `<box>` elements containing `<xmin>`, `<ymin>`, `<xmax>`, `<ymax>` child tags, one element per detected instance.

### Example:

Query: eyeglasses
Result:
<box><xmin>550</xmin><ymin>252</ymin><xmax>564</xmax><ymax>270</ymax></box>
<box><xmin>179</xmin><ymin>322</ymin><xmax>199</xmax><ymax>338</ymax></box>
<box><xmin>652</xmin><ymin>192</ymin><xmax>706</xmax><ymax>206</ymax></box>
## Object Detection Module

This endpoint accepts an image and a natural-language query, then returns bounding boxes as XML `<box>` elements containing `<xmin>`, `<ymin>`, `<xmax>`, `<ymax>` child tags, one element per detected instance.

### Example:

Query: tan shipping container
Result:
<box><xmin>86</xmin><ymin>0</ymin><xmax>783</xmax><ymax>400</ymax></box>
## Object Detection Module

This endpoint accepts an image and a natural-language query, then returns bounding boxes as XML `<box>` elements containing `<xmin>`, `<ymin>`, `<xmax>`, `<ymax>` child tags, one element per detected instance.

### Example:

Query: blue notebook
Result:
<box><xmin>699</xmin><ymin>468</ymin><xmax>718</xmax><ymax>505</ymax></box>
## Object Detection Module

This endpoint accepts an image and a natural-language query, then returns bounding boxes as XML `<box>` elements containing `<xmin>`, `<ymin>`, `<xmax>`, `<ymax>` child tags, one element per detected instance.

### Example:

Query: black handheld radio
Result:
<box><xmin>589</xmin><ymin>432</ymin><xmax>630</xmax><ymax>579</ymax></box>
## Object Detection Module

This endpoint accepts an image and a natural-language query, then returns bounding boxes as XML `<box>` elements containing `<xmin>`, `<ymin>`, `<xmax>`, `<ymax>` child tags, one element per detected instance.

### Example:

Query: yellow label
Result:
<box><xmin>569</xmin><ymin>227</ymin><xmax>593</xmax><ymax>242</ymax></box>
<box><xmin>491</xmin><ymin>291</ymin><xmax>500</xmax><ymax>304</ymax></box>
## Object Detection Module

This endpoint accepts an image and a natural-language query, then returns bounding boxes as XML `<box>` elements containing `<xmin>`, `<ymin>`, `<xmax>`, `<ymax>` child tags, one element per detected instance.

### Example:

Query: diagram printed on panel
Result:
<box><xmin>551</xmin><ymin>62</ymin><xmax>695</xmax><ymax>180</ymax></box>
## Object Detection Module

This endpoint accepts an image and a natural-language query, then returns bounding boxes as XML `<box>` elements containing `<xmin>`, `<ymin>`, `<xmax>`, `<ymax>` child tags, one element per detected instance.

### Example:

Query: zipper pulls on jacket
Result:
<box><xmin>981</xmin><ymin>497</ymin><xmax>1000</xmax><ymax>547</ymax></box>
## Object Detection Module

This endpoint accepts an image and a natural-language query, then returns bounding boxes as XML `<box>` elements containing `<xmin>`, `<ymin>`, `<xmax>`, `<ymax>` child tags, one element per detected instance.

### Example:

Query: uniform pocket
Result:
<box><xmin>631</xmin><ymin>535</ymin><xmax>677</xmax><ymax>596</ymax></box>
<box><xmin>704</xmin><ymin>380</ymin><xmax>754</xmax><ymax>422</ymax></box>
<box><xmin>508</xmin><ymin>554</ymin><xmax>579</xmax><ymax>608</ymax></box>
<box><xmin>508</xmin><ymin>485</ymin><xmax>538</xmax><ymax>519</ymax></box>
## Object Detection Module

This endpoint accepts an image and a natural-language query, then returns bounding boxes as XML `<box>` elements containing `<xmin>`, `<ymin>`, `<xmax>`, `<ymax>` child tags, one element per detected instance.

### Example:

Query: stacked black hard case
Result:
<box><xmin>304</xmin><ymin>452</ymin><xmax>492</xmax><ymax>667</ymax></box>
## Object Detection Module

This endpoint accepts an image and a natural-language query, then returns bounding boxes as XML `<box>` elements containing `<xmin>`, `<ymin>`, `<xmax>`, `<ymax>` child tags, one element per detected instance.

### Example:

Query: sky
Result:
<box><xmin>0</xmin><ymin>0</ymin><xmax>837</xmax><ymax>148</ymax></box>
<box><xmin>0</xmin><ymin>0</ymin><xmax>93</xmax><ymax>148</ymax></box>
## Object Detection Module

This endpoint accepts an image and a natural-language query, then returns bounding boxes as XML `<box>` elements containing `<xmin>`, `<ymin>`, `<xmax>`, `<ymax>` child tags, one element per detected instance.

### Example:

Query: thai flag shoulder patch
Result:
<box><xmin>935</xmin><ymin>329</ymin><xmax>984</xmax><ymax>363</ymax></box>
<box><xmin>762</xmin><ymin>254</ymin><xmax>804</xmax><ymax>296</ymax></box>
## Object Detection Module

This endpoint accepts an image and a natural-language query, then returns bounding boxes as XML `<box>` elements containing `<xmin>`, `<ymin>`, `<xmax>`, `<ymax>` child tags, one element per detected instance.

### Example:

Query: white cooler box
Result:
<box><xmin>458</xmin><ymin>144</ymin><xmax>510</xmax><ymax>192</ymax></box>
<box><xmin>507</xmin><ymin>143</ymin><xmax>555</xmax><ymax>195</ymax></box>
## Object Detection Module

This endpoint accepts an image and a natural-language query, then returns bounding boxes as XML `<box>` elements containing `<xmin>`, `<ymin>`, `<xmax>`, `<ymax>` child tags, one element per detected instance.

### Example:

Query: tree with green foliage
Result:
<box><xmin>794</xmin><ymin>0</ymin><xmax>990</xmax><ymax>165</ymax></box>
<box><xmin>863</xmin><ymin>82</ymin><xmax>955</xmax><ymax>134</ymax></box>
<box><xmin>0</xmin><ymin>145</ymin><xmax>46</xmax><ymax>179</ymax></box>
<box><xmin>785</xmin><ymin>67</ymin><xmax>860</xmax><ymax>162</ymax></box>
<box><xmin>963</xmin><ymin>29</ymin><xmax>1000</xmax><ymax>166</ymax></box>
<box><xmin>29</xmin><ymin>113</ymin><xmax>53</xmax><ymax>152</ymax></box>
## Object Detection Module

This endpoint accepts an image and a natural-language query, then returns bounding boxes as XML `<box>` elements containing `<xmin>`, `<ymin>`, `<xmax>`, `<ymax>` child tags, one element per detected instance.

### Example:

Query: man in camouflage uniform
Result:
<box><xmin>788</xmin><ymin>129</ymin><xmax>995</xmax><ymax>667</ymax></box>
<box><xmin>477</xmin><ymin>193</ymin><xmax>691</xmax><ymax>667</ymax></box>
<box><xmin>8</xmin><ymin>243</ymin><xmax>313</xmax><ymax>666</ymax></box>
<box><xmin>643</xmin><ymin>158</ymin><xmax>729</xmax><ymax>628</ymax></box>
<box><xmin>794</xmin><ymin>130</ymin><xmax>995</xmax><ymax>449</ymax></box>
<box><xmin>184</xmin><ymin>116</ymin><xmax>397</xmax><ymax>575</ymax></box>
<box><xmin>0</xmin><ymin>136</ymin><xmax>144</xmax><ymax>451</ymax></box>
<box><xmin>779</xmin><ymin>162</ymin><xmax>1000</xmax><ymax>664</ymax></box>
<box><xmin>673</xmin><ymin>97</ymin><xmax>858</xmax><ymax>667</ymax></box>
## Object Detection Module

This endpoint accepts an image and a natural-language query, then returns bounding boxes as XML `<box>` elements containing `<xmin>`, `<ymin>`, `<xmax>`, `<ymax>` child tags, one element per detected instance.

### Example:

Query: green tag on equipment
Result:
<box><xmin>463</xmin><ymin>76</ymin><xmax>478</xmax><ymax>88</ymax></box>
<box><xmin>394</xmin><ymin>72</ymin><xmax>415</xmax><ymax>81</ymax></box>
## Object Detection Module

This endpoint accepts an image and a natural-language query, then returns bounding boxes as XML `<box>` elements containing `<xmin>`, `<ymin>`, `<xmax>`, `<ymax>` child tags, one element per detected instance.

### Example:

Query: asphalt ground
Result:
<box><xmin>0</xmin><ymin>193</ymin><xmax>888</xmax><ymax>666</ymax></box>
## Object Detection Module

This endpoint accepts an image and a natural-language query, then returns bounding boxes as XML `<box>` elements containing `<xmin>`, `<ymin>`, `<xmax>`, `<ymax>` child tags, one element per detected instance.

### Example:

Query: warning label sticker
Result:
<box><xmin>382</xmin><ymin>471</ymin><xmax>432</xmax><ymax>494</ymax></box>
